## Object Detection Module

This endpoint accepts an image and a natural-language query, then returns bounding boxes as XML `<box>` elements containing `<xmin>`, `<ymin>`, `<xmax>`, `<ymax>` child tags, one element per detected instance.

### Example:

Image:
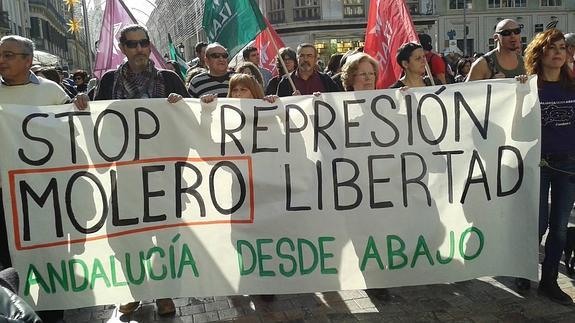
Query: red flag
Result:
<box><xmin>364</xmin><ymin>0</ymin><xmax>418</xmax><ymax>89</ymax></box>
<box><xmin>94</xmin><ymin>0</ymin><xmax>165</xmax><ymax>78</ymax></box>
<box><xmin>254</xmin><ymin>17</ymin><xmax>285</xmax><ymax>76</ymax></box>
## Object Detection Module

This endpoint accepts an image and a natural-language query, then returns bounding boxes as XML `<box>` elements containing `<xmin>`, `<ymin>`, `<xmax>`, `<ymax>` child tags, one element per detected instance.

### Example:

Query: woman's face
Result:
<box><xmin>542</xmin><ymin>39</ymin><xmax>567</xmax><ymax>70</ymax></box>
<box><xmin>231</xmin><ymin>84</ymin><xmax>254</xmax><ymax>99</ymax></box>
<box><xmin>351</xmin><ymin>60</ymin><xmax>376</xmax><ymax>91</ymax></box>
<box><xmin>74</xmin><ymin>75</ymin><xmax>84</xmax><ymax>85</ymax></box>
<box><xmin>462</xmin><ymin>62</ymin><xmax>471</xmax><ymax>74</ymax></box>
<box><xmin>283</xmin><ymin>58</ymin><xmax>296</xmax><ymax>73</ymax></box>
<box><xmin>404</xmin><ymin>48</ymin><xmax>426</xmax><ymax>76</ymax></box>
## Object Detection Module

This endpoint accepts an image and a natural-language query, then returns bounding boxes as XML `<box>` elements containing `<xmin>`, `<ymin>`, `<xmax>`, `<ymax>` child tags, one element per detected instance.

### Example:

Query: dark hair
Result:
<box><xmin>275</xmin><ymin>47</ymin><xmax>297</xmax><ymax>75</ymax></box>
<box><xmin>396</xmin><ymin>42</ymin><xmax>423</xmax><ymax>68</ymax></box>
<box><xmin>325</xmin><ymin>53</ymin><xmax>343</xmax><ymax>75</ymax></box>
<box><xmin>418</xmin><ymin>33</ymin><xmax>433</xmax><ymax>51</ymax></box>
<box><xmin>72</xmin><ymin>70</ymin><xmax>88</xmax><ymax>81</ymax></box>
<box><xmin>194</xmin><ymin>41</ymin><xmax>207</xmax><ymax>54</ymax></box>
<box><xmin>235</xmin><ymin>62</ymin><xmax>264</xmax><ymax>87</ymax></box>
<box><xmin>119</xmin><ymin>24</ymin><xmax>150</xmax><ymax>44</ymax></box>
<box><xmin>37</xmin><ymin>68</ymin><xmax>61</xmax><ymax>83</ymax></box>
<box><xmin>455</xmin><ymin>58</ymin><xmax>471</xmax><ymax>76</ymax></box>
<box><xmin>242</xmin><ymin>46</ymin><xmax>258</xmax><ymax>60</ymax></box>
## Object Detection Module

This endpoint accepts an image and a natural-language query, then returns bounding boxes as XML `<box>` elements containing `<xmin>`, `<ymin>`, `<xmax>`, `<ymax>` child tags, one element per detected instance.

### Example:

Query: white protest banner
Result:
<box><xmin>0</xmin><ymin>78</ymin><xmax>540</xmax><ymax>310</ymax></box>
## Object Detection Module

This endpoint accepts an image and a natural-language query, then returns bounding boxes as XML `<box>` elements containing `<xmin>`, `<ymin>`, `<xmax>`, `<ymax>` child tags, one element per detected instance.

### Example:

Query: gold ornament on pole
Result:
<box><xmin>63</xmin><ymin>0</ymin><xmax>80</xmax><ymax>11</ymax></box>
<box><xmin>67</xmin><ymin>18</ymin><xmax>82</xmax><ymax>33</ymax></box>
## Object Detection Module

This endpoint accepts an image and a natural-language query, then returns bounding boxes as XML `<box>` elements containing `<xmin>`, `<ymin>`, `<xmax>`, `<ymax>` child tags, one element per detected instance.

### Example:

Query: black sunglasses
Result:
<box><xmin>208</xmin><ymin>52</ymin><xmax>229</xmax><ymax>59</ymax></box>
<box><xmin>497</xmin><ymin>28</ymin><xmax>521</xmax><ymax>36</ymax></box>
<box><xmin>123</xmin><ymin>39</ymin><xmax>150</xmax><ymax>48</ymax></box>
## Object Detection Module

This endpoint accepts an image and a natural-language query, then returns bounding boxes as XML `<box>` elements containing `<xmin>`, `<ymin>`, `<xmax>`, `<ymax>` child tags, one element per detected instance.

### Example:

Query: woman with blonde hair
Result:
<box><xmin>201</xmin><ymin>73</ymin><xmax>275</xmax><ymax>103</ymax></box>
<box><xmin>341</xmin><ymin>53</ymin><xmax>379</xmax><ymax>91</ymax></box>
<box><xmin>524</xmin><ymin>28</ymin><xmax>575</xmax><ymax>305</ymax></box>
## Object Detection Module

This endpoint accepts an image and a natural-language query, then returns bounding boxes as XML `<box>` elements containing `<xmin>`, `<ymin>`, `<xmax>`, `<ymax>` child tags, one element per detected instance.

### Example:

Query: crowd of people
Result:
<box><xmin>1</xmin><ymin>17</ymin><xmax>575</xmax><ymax>321</ymax></box>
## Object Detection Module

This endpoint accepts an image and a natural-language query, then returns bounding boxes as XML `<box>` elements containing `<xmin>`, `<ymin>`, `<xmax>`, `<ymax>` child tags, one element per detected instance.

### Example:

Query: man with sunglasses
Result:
<box><xmin>188</xmin><ymin>43</ymin><xmax>233</xmax><ymax>98</ymax></box>
<box><xmin>467</xmin><ymin>19</ymin><xmax>525</xmax><ymax>81</ymax></box>
<box><xmin>75</xmin><ymin>24</ymin><xmax>186</xmax><ymax>316</ymax></box>
<box><xmin>74</xmin><ymin>25</ymin><xmax>188</xmax><ymax>110</ymax></box>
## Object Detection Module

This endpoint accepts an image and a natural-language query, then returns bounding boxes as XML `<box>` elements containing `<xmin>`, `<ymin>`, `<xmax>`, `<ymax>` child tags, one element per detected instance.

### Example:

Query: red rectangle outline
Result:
<box><xmin>8</xmin><ymin>156</ymin><xmax>254</xmax><ymax>251</ymax></box>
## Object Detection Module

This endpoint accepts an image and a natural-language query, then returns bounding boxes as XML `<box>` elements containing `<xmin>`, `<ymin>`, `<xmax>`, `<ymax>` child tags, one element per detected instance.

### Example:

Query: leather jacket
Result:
<box><xmin>0</xmin><ymin>286</ymin><xmax>42</xmax><ymax>323</ymax></box>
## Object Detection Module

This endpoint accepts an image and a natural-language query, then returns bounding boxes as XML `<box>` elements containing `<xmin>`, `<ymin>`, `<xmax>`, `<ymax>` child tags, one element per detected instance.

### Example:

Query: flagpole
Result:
<box><xmin>81</xmin><ymin>0</ymin><xmax>93</xmax><ymax>74</ymax></box>
<box><xmin>265</xmin><ymin>28</ymin><xmax>296</xmax><ymax>93</ymax></box>
<box><xmin>424</xmin><ymin>62</ymin><xmax>435</xmax><ymax>86</ymax></box>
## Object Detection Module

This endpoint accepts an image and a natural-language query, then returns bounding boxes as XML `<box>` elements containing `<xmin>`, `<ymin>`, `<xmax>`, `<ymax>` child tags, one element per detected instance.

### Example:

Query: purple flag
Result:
<box><xmin>93</xmin><ymin>0</ymin><xmax>165</xmax><ymax>78</ymax></box>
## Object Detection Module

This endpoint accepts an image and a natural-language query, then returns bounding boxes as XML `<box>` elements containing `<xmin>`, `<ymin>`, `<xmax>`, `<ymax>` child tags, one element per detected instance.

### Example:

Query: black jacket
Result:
<box><xmin>277</xmin><ymin>71</ymin><xmax>340</xmax><ymax>97</ymax></box>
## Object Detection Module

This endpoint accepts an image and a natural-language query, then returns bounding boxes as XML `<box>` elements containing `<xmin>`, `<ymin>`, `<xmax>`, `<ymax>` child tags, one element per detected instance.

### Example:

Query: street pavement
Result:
<box><xmin>64</xmin><ymin>253</ymin><xmax>575</xmax><ymax>323</ymax></box>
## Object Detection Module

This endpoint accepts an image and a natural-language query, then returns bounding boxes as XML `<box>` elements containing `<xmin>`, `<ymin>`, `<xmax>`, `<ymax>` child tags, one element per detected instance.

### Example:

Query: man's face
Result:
<box><xmin>0</xmin><ymin>40</ymin><xmax>32</xmax><ymax>81</ymax></box>
<box><xmin>494</xmin><ymin>21</ymin><xmax>522</xmax><ymax>52</ymax></box>
<box><xmin>248</xmin><ymin>50</ymin><xmax>260</xmax><ymax>65</ymax></box>
<box><xmin>198</xmin><ymin>46</ymin><xmax>207</xmax><ymax>64</ymax></box>
<box><xmin>120</xmin><ymin>30</ymin><xmax>151</xmax><ymax>70</ymax></box>
<box><xmin>205</xmin><ymin>45</ymin><xmax>229</xmax><ymax>75</ymax></box>
<box><xmin>297</xmin><ymin>47</ymin><xmax>317</xmax><ymax>73</ymax></box>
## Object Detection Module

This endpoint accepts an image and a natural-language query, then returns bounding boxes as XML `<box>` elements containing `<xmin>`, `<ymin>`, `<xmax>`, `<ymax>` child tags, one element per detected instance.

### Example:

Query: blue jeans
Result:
<box><xmin>539</xmin><ymin>157</ymin><xmax>575</xmax><ymax>280</ymax></box>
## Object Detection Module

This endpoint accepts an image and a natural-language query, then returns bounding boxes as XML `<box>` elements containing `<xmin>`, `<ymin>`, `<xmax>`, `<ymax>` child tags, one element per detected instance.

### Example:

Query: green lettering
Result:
<box><xmin>459</xmin><ymin>227</ymin><xmax>484</xmax><ymax>260</ymax></box>
<box><xmin>436</xmin><ymin>231</ymin><xmax>455</xmax><ymax>264</ymax></box>
<box><xmin>298</xmin><ymin>238</ymin><xmax>318</xmax><ymax>275</ymax></box>
<box><xmin>24</xmin><ymin>264</ymin><xmax>50</xmax><ymax>296</ymax></box>
<box><xmin>47</xmin><ymin>260</ymin><xmax>69</xmax><ymax>293</ymax></box>
<box><xmin>109</xmin><ymin>256</ymin><xmax>127</xmax><ymax>287</ymax></box>
<box><xmin>277</xmin><ymin>238</ymin><xmax>297</xmax><ymax>277</ymax></box>
<box><xmin>318</xmin><ymin>236</ymin><xmax>337</xmax><ymax>274</ymax></box>
<box><xmin>68</xmin><ymin>259</ymin><xmax>89</xmax><ymax>292</ymax></box>
<box><xmin>256</xmin><ymin>239</ymin><xmax>275</xmax><ymax>277</ymax></box>
<box><xmin>360</xmin><ymin>236</ymin><xmax>385</xmax><ymax>271</ymax></box>
<box><xmin>410</xmin><ymin>235</ymin><xmax>434</xmax><ymax>268</ymax></box>
<box><xmin>125</xmin><ymin>251</ymin><xmax>146</xmax><ymax>285</ymax></box>
<box><xmin>169</xmin><ymin>234</ymin><xmax>181</xmax><ymax>279</ymax></box>
<box><xmin>90</xmin><ymin>258</ymin><xmax>111</xmax><ymax>289</ymax></box>
<box><xmin>237</xmin><ymin>240</ymin><xmax>256</xmax><ymax>276</ymax></box>
<box><xmin>387</xmin><ymin>235</ymin><xmax>407</xmax><ymax>270</ymax></box>
<box><xmin>146</xmin><ymin>246</ymin><xmax>167</xmax><ymax>281</ymax></box>
<box><xmin>178</xmin><ymin>244</ymin><xmax>199</xmax><ymax>277</ymax></box>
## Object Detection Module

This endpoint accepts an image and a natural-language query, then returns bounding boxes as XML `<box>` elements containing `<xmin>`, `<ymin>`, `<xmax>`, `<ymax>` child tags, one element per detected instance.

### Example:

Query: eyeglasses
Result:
<box><xmin>123</xmin><ymin>39</ymin><xmax>150</xmax><ymax>48</ymax></box>
<box><xmin>208</xmin><ymin>52</ymin><xmax>229</xmax><ymax>59</ymax></box>
<box><xmin>0</xmin><ymin>52</ymin><xmax>30</xmax><ymax>60</ymax></box>
<box><xmin>355</xmin><ymin>72</ymin><xmax>376</xmax><ymax>79</ymax></box>
<box><xmin>497</xmin><ymin>28</ymin><xmax>521</xmax><ymax>36</ymax></box>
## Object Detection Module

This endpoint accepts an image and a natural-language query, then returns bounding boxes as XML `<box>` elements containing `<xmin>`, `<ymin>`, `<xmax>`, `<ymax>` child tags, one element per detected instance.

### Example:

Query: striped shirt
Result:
<box><xmin>188</xmin><ymin>71</ymin><xmax>233</xmax><ymax>98</ymax></box>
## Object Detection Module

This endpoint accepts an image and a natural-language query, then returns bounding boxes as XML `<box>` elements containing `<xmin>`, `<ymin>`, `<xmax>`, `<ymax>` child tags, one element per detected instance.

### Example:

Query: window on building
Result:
<box><xmin>449</xmin><ymin>0</ymin><xmax>465</xmax><ymax>9</ymax></box>
<box><xmin>294</xmin><ymin>0</ymin><xmax>321</xmax><ymax>21</ymax></box>
<box><xmin>267</xmin><ymin>0</ymin><xmax>285</xmax><ymax>23</ymax></box>
<box><xmin>540</xmin><ymin>0</ymin><xmax>562</xmax><ymax>6</ymax></box>
<box><xmin>343</xmin><ymin>0</ymin><xmax>364</xmax><ymax>18</ymax></box>
<box><xmin>489</xmin><ymin>0</ymin><xmax>526</xmax><ymax>8</ymax></box>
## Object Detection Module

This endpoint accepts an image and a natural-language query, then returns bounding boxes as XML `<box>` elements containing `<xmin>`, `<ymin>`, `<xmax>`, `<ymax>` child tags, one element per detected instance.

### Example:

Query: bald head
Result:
<box><xmin>495</xmin><ymin>19</ymin><xmax>519</xmax><ymax>33</ymax></box>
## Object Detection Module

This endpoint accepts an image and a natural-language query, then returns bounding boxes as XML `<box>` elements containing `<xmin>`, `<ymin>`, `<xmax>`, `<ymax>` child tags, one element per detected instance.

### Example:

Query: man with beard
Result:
<box><xmin>467</xmin><ymin>19</ymin><xmax>526</xmax><ymax>81</ymax></box>
<box><xmin>277</xmin><ymin>43</ymin><xmax>339</xmax><ymax>97</ymax></box>
<box><xmin>74</xmin><ymin>24</ymin><xmax>186</xmax><ymax>317</ymax></box>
